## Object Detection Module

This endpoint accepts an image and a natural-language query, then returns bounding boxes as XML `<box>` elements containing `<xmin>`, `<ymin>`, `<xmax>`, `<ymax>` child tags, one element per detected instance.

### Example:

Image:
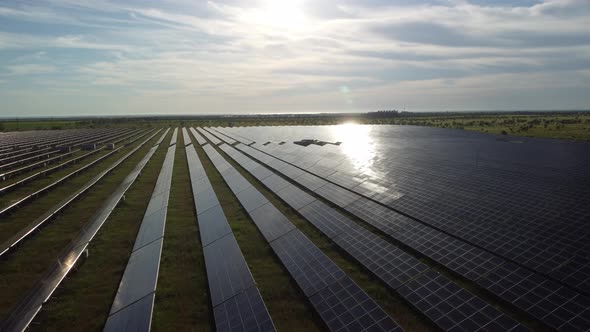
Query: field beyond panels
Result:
<box><xmin>0</xmin><ymin>124</ymin><xmax>589</xmax><ymax>332</ymax></box>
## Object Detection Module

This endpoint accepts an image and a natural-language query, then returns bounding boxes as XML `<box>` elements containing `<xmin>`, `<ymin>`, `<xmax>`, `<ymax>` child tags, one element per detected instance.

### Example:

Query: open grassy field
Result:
<box><xmin>2</xmin><ymin>112</ymin><xmax>589</xmax><ymax>140</ymax></box>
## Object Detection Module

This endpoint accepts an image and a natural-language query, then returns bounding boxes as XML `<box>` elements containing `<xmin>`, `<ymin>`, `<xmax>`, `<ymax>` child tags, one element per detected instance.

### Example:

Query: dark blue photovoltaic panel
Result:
<box><xmin>292</xmin><ymin>172</ymin><xmax>328</xmax><ymax>191</ymax></box>
<box><xmin>198</xmin><ymin>127</ymin><xmax>222</xmax><ymax>145</ymax></box>
<box><xmin>184</xmin><ymin>139</ymin><xmax>276</xmax><ymax>332</ymax></box>
<box><xmin>224</xmin><ymin>172</ymin><xmax>253</xmax><ymax>194</ymax></box>
<box><xmin>275</xmin><ymin>185</ymin><xmax>316</xmax><ymax>211</ymax></box>
<box><xmin>189</xmin><ymin>127</ymin><xmax>207</xmax><ymax>145</ymax></box>
<box><xmin>132</xmin><ymin>208</ymin><xmax>167</xmax><ymax>251</ymax></box>
<box><xmin>477</xmin><ymin>263</ymin><xmax>590</xmax><ymax>331</ymax></box>
<box><xmin>261</xmin><ymin>174</ymin><xmax>291</xmax><ymax>192</ymax></box>
<box><xmin>198</xmin><ymin>204</ymin><xmax>233</xmax><ymax>247</ymax></box>
<box><xmin>195</xmin><ymin>188</ymin><xmax>220</xmax><ymax>214</ymax></box>
<box><xmin>103</xmin><ymin>293</ymin><xmax>154</xmax><ymax>332</ymax></box>
<box><xmin>214</xmin><ymin>287</ymin><xmax>275</xmax><ymax>332</ymax></box>
<box><xmin>270</xmin><ymin>230</ymin><xmax>346</xmax><ymax>297</ymax></box>
<box><xmin>345</xmin><ymin>198</ymin><xmax>505</xmax><ymax>283</ymax></box>
<box><xmin>250</xmin><ymin>165</ymin><xmax>275</xmax><ymax>181</ymax></box>
<box><xmin>109</xmin><ymin>238</ymin><xmax>163</xmax><ymax>314</ymax></box>
<box><xmin>237</xmin><ymin>186</ymin><xmax>269</xmax><ymax>212</ymax></box>
<box><xmin>297</xmin><ymin>200</ymin><xmax>360</xmax><ymax>239</ymax></box>
<box><xmin>310</xmin><ymin>277</ymin><xmax>403</xmax><ymax>332</ymax></box>
<box><xmin>203</xmin><ymin>234</ymin><xmax>256</xmax><ymax>306</ymax></box>
<box><xmin>314</xmin><ymin>183</ymin><xmax>360</xmax><ymax>208</ymax></box>
<box><xmin>334</xmin><ymin>229</ymin><xmax>428</xmax><ymax>290</ymax></box>
<box><xmin>398</xmin><ymin>270</ymin><xmax>523</xmax><ymax>331</ymax></box>
<box><xmin>220</xmin><ymin>137</ymin><xmax>538</xmax><ymax>331</ymax></box>
<box><xmin>249</xmin><ymin>202</ymin><xmax>296</xmax><ymax>242</ymax></box>
<box><xmin>204</xmin><ymin>141</ymin><xmax>403</xmax><ymax>332</ymax></box>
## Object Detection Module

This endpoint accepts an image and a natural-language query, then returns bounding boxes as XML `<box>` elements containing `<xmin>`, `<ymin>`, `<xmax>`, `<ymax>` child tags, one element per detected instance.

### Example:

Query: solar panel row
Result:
<box><xmin>0</xmin><ymin>128</ymin><xmax>136</xmax><ymax>171</ymax></box>
<box><xmin>0</xmin><ymin>129</ymin><xmax>153</xmax><ymax>194</ymax></box>
<box><xmin>218</xmin><ymin>142</ymin><xmax>526</xmax><ymax>332</ymax></box>
<box><xmin>0</xmin><ymin>127</ymin><xmax>143</xmax><ymax>181</ymax></box>
<box><xmin>204</xmin><ymin>127</ymin><xmax>236</xmax><ymax>145</ymax></box>
<box><xmin>1</xmin><ymin>129</ymin><xmax>169</xmax><ymax>332</ymax></box>
<box><xmin>199</xmin><ymin>138</ymin><xmax>403</xmax><ymax>332</ymax></box>
<box><xmin>104</xmin><ymin>128</ymin><xmax>177</xmax><ymax>331</ymax></box>
<box><xmin>197</xmin><ymin>127</ymin><xmax>222</xmax><ymax>145</ymax></box>
<box><xmin>226</xmin><ymin>137</ymin><xmax>590</xmax><ymax>332</ymax></box>
<box><xmin>185</xmin><ymin>128</ymin><xmax>275</xmax><ymax>332</ymax></box>
<box><xmin>210</xmin><ymin>127</ymin><xmax>255</xmax><ymax>146</ymax></box>
<box><xmin>0</xmin><ymin>127</ymin><xmax>129</xmax><ymax>155</ymax></box>
<box><xmin>0</xmin><ymin>130</ymin><xmax>166</xmax><ymax>258</ymax></box>
<box><xmin>0</xmin><ymin>130</ymin><xmax>162</xmax><ymax>219</ymax></box>
<box><xmin>189</xmin><ymin>127</ymin><xmax>208</xmax><ymax>146</ymax></box>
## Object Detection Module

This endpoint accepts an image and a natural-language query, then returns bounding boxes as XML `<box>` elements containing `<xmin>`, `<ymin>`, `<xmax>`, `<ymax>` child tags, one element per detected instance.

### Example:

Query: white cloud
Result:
<box><xmin>1</xmin><ymin>0</ymin><xmax>589</xmax><ymax>115</ymax></box>
<box><xmin>5</xmin><ymin>64</ymin><xmax>57</xmax><ymax>75</ymax></box>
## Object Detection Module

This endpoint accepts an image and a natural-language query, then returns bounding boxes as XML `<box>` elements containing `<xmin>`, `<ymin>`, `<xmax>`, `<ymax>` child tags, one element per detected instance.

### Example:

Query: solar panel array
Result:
<box><xmin>218</xmin><ymin>126</ymin><xmax>590</xmax><ymax>296</ymax></box>
<box><xmin>211</xmin><ymin>126</ymin><xmax>590</xmax><ymax>332</ymax></box>
<box><xmin>197</xmin><ymin>127</ymin><xmax>222</xmax><ymax>145</ymax></box>
<box><xmin>104</xmin><ymin>128</ymin><xmax>178</xmax><ymax>331</ymax></box>
<box><xmin>2</xmin><ymin>129</ymin><xmax>170</xmax><ymax>332</ymax></box>
<box><xmin>218</xmin><ymin>142</ymin><xmax>526</xmax><ymax>332</ymax></box>
<box><xmin>189</xmin><ymin>127</ymin><xmax>208</xmax><ymax>146</ymax></box>
<box><xmin>0</xmin><ymin>129</ymin><xmax>166</xmax><ymax>258</ymax></box>
<box><xmin>185</xmin><ymin>128</ymin><xmax>275</xmax><ymax>331</ymax></box>
<box><xmin>199</xmin><ymin>136</ymin><xmax>404</xmax><ymax>332</ymax></box>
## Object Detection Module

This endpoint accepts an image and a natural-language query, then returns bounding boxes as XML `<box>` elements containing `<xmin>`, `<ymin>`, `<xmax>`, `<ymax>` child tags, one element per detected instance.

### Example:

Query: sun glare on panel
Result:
<box><xmin>331</xmin><ymin>123</ymin><xmax>376</xmax><ymax>173</ymax></box>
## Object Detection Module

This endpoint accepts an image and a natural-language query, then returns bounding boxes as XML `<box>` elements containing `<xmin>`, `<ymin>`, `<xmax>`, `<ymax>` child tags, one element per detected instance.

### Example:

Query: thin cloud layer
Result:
<box><xmin>0</xmin><ymin>0</ymin><xmax>589</xmax><ymax>116</ymax></box>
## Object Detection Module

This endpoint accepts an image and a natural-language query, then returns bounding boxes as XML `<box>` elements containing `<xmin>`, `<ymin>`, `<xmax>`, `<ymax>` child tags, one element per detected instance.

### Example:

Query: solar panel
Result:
<box><xmin>398</xmin><ymin>270</ymin><xmax>523</xmax><ymax>331</ymax></box>
<box><xmin>297</xmin><ymin>200</ymin><xmax>359</xmax><ymax>239</ymax></box>
<box><xmin>236</xmin><ymin>186</ymin><xmax>269</xmax><ymax>212</ymax></box>
<box><xmin>224</xmin><ymin>172</ymin><xmax>254</xmax><ymax>194</ymax></box>
<box><xmin>109</xmin><ymin>238</ymin><xmax>163</xmax><ymax>314</ymax></box>
<box><xmin>270</xmin><ymin>230</ymin><xmax>346</xmax><ymax>297</ymax></box>
<box><xmin>203</xmin><ymin>141</ymin><xmax>404</xmax><ymax>331</ymax></box>
<box><xmin>477</xmin><ymin>263</ymin><xmax>590</xmax><ymax>331</ymax></box>
<box><xmin>184</xmin><ymin>139</ymin><xmax>276</xmax><ymax>331</ymax></box>
<box><xmin>222</xmin><ymin>138</ymin><xmax>539</xmax><ymax>331</ymax></box>
<box><xmin>189</xmin><ymin>127</ymin><xmax>208</xmax><ymax>145</ymax></box>
<box><xmin>313</xmin><ymin>183</ymin><xmax>361</xmax><ymax>208</ymax></box>
<box><xmin>103</xmin><ymin>293</ymin><xmax>154</xmax><ymax>332</ymax></box>
<box><xmin>292</xmin><ymin>172</ymin><xmax>328</xmax><ymax>191</ymax></box>
<box><xmin>198</xmin><ymin>204</ymin><xmax>233</xmax><ymax>247</ymax></box>
<box><xmin>250</xmin><ymin>165</ymin><xmax>275</xmax><ymax>181</ymax></box>
<box><xmin>249</xmin><ymin>202</ymin><xmax>296</xmax><ymax>242</ymax></box>
<box><xmin>195</xmin><ymin>188</ymin><xmax>221</xmax><ymax>214</ymax></box>
<box><xmin>334</xmin><ymin>229</ymin><xmax>428</xmax><ymax>290</ymax></box>
<box><xmin>260</xmin><ymin>174</ymin><xmax>291</xmax><ymax>192</ymax></box>
<box><xmin>203</xmin><ymin>234</ymin><xmax>257</xmax><ymax>306</ymax></box>
<box><xmin>275</xmin><ymin>185</ymin><xmax>316</xmax><ymax>211</ymax></box>
<box><xmin>213</xmin><ymin>287</ymin><xmax>275</xmax><ymax>332</ymax></box>
<box><xmin>310</xmin><ymin>277</ymin><xmax>403</xmax><ymax>332</ymax></box>
<box><xmin>132</xmin><ymin>208</ymin><xmax>167</xmax><ymax>251</ymax></box>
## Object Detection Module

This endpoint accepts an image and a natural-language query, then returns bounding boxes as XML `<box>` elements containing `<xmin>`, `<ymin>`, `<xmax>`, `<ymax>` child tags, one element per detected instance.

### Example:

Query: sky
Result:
<box><xmin>0</xmin><ymin>0</ymin><xmax>589</xmax><ymax>116</ymax></box>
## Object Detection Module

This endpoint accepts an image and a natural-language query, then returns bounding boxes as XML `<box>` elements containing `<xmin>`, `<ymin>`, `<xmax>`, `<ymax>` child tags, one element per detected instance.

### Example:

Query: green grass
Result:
<box><xmin>3</xmin><ymin>113</ymin><xmax>589</xmax><ymax>140</ymax></box>
<box><xmin>208</xmin><ymin>142</ymin><xmax>434</xmax><ymax>332</ymax></box>
<box><xmin>363</xmin><ymin>114</ymin><xmax>590</xmax><ymax>141</ymax></box>
<box><xmin>27</xmin><ymin>130</ymin><xmax>171</xmax><ymax>332</ymax></box>
<box><xmin>193</xmin><ymin>139</ymin><xmax>324</xmax><ymax>332</ymax></box>
<box><xmin>0</xmin><ymin>132</ymin><xmax>165</xmax><ymax>321</ymax></box>
<box><xmin>152</xmin><ymin>133</ymin><xmax>211</xmax><ymax>331</ymax></box>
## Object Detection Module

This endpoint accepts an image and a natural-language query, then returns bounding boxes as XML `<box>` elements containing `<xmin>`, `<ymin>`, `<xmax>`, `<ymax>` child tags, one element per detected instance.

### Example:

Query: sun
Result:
<box><xmin>249</xmin><ymin>0</ymin><xmax>308</xmax><ymax>32</ymax></box>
